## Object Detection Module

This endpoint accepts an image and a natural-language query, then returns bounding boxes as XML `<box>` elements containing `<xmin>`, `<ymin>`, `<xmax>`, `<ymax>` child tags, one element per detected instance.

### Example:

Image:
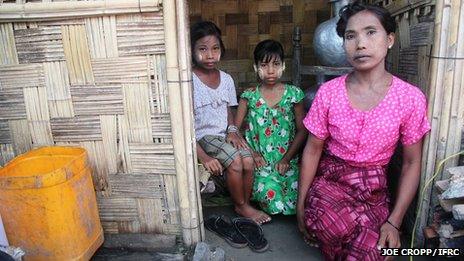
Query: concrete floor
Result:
<box><xmin>92</xmin><ymin>204</ymin><xmax>438</xmax><ymax>261</ymax></box>
<box><xmin>203</xmin><ymin>206</ymin><xmax>323</xmax><ymax>261</ymax></box>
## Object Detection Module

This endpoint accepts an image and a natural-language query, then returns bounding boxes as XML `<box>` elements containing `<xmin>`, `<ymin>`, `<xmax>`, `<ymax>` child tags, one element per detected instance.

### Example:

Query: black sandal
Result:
<box><xmin>204</xmin><ymin>215</ymin><xmax>248</xmax><ymax>248</ymax></box>
<box><xmin>232</xmin><ymin>217</ymin><xmax>269</xmax><ymax>252</ymax></box>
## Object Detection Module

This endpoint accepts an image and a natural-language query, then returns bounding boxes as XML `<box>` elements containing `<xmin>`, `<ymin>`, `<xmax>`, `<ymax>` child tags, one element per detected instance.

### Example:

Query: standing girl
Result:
<box><xmin>191</xmin><ymin>21</ymin><xmax>270</xmax><ymax>224</ymax></box>
<box><xmin>297</xmin><ymin>2</ymin><xmax>431</xmax><ymax>260</ymax></box>
<box><xmin>236</xmin><ymin>40</ymin><xmax>307</xmax><ymax>216</ymax></box>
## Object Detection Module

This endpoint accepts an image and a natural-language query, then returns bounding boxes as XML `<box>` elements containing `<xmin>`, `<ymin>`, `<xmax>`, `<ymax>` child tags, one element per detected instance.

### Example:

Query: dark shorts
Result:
<box><xmin>198</xmin><ymin>135</ymin><xmax>252</xmax><ymax>169</ymax></box>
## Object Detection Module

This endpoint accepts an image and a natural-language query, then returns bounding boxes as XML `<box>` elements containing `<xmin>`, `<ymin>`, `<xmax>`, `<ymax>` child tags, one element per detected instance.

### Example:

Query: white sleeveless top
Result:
<box><xmin>192</xmin><ymin>70</ymin><xmax>238</xmax><ymax>140</ymax></box>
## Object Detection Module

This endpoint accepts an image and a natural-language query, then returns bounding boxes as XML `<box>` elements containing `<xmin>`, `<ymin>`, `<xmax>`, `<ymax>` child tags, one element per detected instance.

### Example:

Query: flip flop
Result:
<box><xmin>204</xmin><ymin>215</ymin><xmax>248</xmax><ymax>248</ymax></box>
<box><xmin>232</xmin><ymin>217</ymin><xmax>269</xmax><ymax>253</ymax></box>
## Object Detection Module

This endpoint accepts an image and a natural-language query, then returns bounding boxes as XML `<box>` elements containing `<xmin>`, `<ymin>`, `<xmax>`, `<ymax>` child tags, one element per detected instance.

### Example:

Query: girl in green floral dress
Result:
<box><xmin>235</xmin><ymin>40</ymin><xmax>307</xmax><ymax>216</ymax></box>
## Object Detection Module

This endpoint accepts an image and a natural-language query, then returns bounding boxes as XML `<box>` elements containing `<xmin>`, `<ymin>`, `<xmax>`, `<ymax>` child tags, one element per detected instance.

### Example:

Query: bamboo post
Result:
<box><xmin>163</xmin><ymin>0</ymin><xmax>202</xmax><ymax>246</ymax></box>
<box><xmin>175</xmin><ymin>0</ymin><xmax>204</xmax><ymax>243</ymax></box>
<box><xmin>416</xmin><ymin>0</ymin><xmax>464</xmax><ymax>245</ymax></box>
<box><xmin>445</xmin><ymin>1</ymin><xmax>464</xmax><ymax>170</ymax></box>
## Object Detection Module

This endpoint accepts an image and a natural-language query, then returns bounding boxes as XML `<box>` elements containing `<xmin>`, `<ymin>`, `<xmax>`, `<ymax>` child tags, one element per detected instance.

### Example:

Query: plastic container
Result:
<box><xmin>0</xmin><ymin>147</ymin><xmax>104</xmax><ymax>261</ymax></box>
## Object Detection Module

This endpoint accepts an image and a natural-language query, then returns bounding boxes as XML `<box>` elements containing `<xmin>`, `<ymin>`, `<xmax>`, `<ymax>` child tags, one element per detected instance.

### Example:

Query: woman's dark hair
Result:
<box><xmin>190</xmin><ymin>21</ymin><xmax>225</xmax><ymax>64</ymax></box>
<box><xmin>336</xmin><ymin>1</ymin><xmax>396</xmax><ymax>38</ymax></box>
<box><xmin>253</xmin><ymin>39</ymin><xmax>284</xmax><ymax>65</ymax></box>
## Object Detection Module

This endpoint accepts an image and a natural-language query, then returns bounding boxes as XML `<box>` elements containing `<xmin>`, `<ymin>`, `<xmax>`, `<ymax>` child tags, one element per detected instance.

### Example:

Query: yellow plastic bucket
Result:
<box><xmin>0</xmin><ymin>147</ymin><xmax>104</xmax><ymax>261</ymax></box>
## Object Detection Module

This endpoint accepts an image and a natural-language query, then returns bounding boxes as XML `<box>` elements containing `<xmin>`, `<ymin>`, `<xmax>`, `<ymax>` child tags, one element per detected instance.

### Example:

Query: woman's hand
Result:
<box><xmin>226</xmin><ymin>132</ymin><xmax>248</xmax><ymax>149</ymax></box>
<box><xmin>276</xmin><ymin>159</ymin><xmax>290</xmax><ymax>175</ymax></box>
<box><xmin>199</xmin><ymin>155</ymin><xmax>223</xmax><ymax>176</ymax></box>
<box><xmin>377</xmin><ymin>221</ymin><xmax>401</xmax><ymax>250</ymax></box>
<box><xmin>252</xmin><ymin>151</ymin><xmax>266</xmax><ymax>169</ymax></box>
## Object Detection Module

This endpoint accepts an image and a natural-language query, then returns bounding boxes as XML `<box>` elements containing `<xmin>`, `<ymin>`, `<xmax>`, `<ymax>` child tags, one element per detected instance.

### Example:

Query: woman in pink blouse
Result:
<box><xmin>296</xmin><ymin>2</ymin><xmax>430</xmax><ymax>260</ymax></box>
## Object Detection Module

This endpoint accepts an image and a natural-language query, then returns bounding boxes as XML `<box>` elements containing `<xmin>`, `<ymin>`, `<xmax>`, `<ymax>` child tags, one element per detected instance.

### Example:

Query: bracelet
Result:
<box><xmin>226</xmin><ymin>125</ymin><xmax>238</xmax><ymax>134</ymax></box>
<box><xmin>386</xmin><ymin>220</ymin><xmax>400</xmax><ymax>231</ymax></box>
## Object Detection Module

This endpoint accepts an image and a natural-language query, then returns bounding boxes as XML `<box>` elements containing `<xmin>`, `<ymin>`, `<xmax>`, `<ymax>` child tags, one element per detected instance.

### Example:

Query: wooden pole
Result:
<box><xmin>163</xmin><ymin>0</ymin><xmax>202</xmax><ymax>246</ymax></box>
<box><xmin>0</xmin><ymin>0</ymin><xmax>162</xmax><ymax>22</ymax></box>
<box><xmin>292</xmin><ymin>26</ymin><xmax>302</xmax><ymax>87</ymax></box>
<box><xmin>175</xmin><ymin>0</ymin><xmax>204</xmax><ymax>243</ymax></box>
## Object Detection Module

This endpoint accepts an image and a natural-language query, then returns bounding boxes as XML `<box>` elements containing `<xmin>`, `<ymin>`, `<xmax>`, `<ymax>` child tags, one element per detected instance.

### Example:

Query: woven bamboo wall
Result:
<box><xmin>189</xmin><ymin>0</ymin><xmax>331</xmax><ymax>93</ymax></box>
<box><xmin>374</xmin><ymin>0</ymin><xmax>464</xmax><ymax>245</ymax></box>
<box><xmin>373</xmin><ymin>0</ymin><xmax>435</xmax><ymax>94</ymax></box>
<box><xmin>0</xmin><ymin>2</ymin><xmax>182</xmax><ymax>236</ymax></box>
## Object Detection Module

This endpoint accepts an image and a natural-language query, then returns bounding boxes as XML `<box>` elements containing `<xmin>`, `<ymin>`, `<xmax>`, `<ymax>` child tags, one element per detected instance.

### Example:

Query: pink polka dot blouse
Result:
<box><xmin>303</xmin><ymin>74</ymin><xmax>431</xmax><ymax>167</ymax></box>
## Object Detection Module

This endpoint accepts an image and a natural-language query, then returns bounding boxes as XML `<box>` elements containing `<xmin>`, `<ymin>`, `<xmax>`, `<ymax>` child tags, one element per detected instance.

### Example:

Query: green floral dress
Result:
<box><xmin>241</xmin><ymin>84</ymin><xmax>304</xmax><ymax>215</ymax></box>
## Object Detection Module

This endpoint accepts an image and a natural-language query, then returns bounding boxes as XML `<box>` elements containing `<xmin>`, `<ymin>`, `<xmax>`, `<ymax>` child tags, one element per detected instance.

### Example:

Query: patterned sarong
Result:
<box><xmin>304</xmin><ymin>154</ymin><xmax>390</xmax><ymax>260</ymax></box>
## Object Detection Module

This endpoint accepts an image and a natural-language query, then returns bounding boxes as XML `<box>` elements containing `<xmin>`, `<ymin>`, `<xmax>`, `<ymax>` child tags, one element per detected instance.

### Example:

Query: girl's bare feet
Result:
<box><xmin>235</xmin><ymin>204</ymin><xmax>272</xmax><ymax>225</ymax></box>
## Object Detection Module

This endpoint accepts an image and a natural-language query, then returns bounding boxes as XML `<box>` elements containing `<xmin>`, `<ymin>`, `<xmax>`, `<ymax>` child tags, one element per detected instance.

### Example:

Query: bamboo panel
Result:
<box><xmin>80</xmin><ymin>141</ymin><xmax>110</xmax><ymax>192</ymax></box>
<box><xmin>151</xmin><ymin>113</ymin><xmax>172</xmax><ymax>139</ymax></box>
<box><xmin>129</xmin><ymin>143</ymin><xmax>176</xmax><ymax>175</ymax></box>
<box><xmin>100</xmin><ymin>221</ymin><xmax>119</xmax><ymax>234</ymax></box>
<box><xmin>0</xmin><ymin>0</ymin><xmax>163</xmax><ymax>22</ymax></box>
<box><xmin>43</xmin><ymin>61</ymin><xmax>74</xmax><ymax>118</ymax></box>
<box><xmin>62</xmin><ymin>24</ymin><xmax>94</xmax><ymax>85</ymax></box>
<box><xmin>40</xmin><ymin>19</ymin><xmax>85</xmax><ymax>26</ymax></box>
<box><xmin>50</xmin><ymin>116</ymin><xmax>101</xmax><ymax>141</ymax></box>
<box><xmin>109</xmin><ymin>173</ymin><xmax>164</xmax><ymax>198</ymax></box>
<box><xmin>0</xmin><ymin>88</ymin><xmax>26</xmax><ymax>120</ymax></box>
<box><xmin>117</xmin><ymin>221</ymin><xmax>141</xmax><ymax>233</ymax></box>
<box><xmin>0</xmin><ymin>23</ymin><xmax>18</xmax><ymax>64</ymax></box>
<box><xmin>123</xmin><ymin>83</ymin><xmax>152</xmax><ymax>143</ymax></box>
<box><xmin>117</xmin><ymin>114</ymin><xmax>132</xmax><ymax>173</ymax></box>
<box><xmin>116</xmin><ymin>17</ymin><xmax>165</xmax><ymax>56</ymax></box>
<box><xmin>23</xmin><ymin>86</ymin><xmax>53</xmax><ymax>146</ymax></box>
<box><xmin>258</xmin><ymin>0</ymin><xmax>280</xmax><ymax>12</ymax></box>
<box><xmin>219</xmin><ymin>59</ymin><xmax>252</xmax><ymax>73</ymax></box>
<box><xmin>85</xmin><ymin>16</ymin><xmax>118</xmax><ymax>59</ymax></box>
<box><xmin>14</xmin><ymin>26</ymin><xmax>65</xmax><ymax>63</ymax></box>
<box><xmin>224</xmin><ymin>25</ymin><xmax>237</xmax><ymax>58</ymax></box>
<box><xmin>398</xmin><ymin>47</ymin><xmax>418</xmax><ymax>76</ymax></box>
<box><xmin>92</xmin><ymin>56</ymin><xmax>148</xmax><ymax>84</ymax></box>
<box><xmin>376</xmin><ymin>0</ymin><xmax>434</xmax><ymax>16</ymax></box>
<box><xmin>9</xmin><ymin>119</ymin><xmax>32</xmax><ymax>155</ymax></box>
<box><xmin>0</xmin><ymin>143</ymin><xmax>14</xmax><ymax>166</ymax></box>
<box><xmin>13</xmin><ymin>22</ymin><xmax>38</xmax><ymax>29</ymax></box>
<box><xmin>410</xmin><ymin>22</ymin><xmax>434</xmax><ymax>46</ymax></box>
<box><xmin>397</xmin><ymin>13</ymin><xmax>411</xmax><ymax>48</ymax></box>
<box><xmin>70</xmin><ymin>84</ymin><xmax>124</xmax><ymax>115</ymax></box>
<box><xmin>115</xmin><ymin>14</ymin><xmax>143</xmax><ymax>23</ymax></box>
<box><xmin>0</xmin><ymin>121</ymin><xmax>11</xmax><ymax>143</ymax></box>
<box><xmin>0</xmin><ymin>63</ymin><xmax>44</xmax><ymax>89</ymax></box>
<box><xmin>162</xmin><ymin>224</ymin><xmax>182</xmax><ymax>235</ymax></box>
<box><xmin>97</xmin><ymin>197</ymin><xmax>139</xmax><ymax>222</ymax></box>
<box><xmin>162</xmin><ymin>175</ymin><xmax>180</xmax><ymax>225</ymax></box>
<box><xmin>100</xmin><ymin>115</ymin><xmax>118</xmax><ymax>175</ymax></box>
<box><xmin>137</xmin><ymin>198</ymin><xmax>165</xmax><ymax>233</ymax></box>
<box><xmin>150</xmin><ymin>54</ymin><xmax>169</xmax><ymax>114</ymax></box>
<box><xmin>418</xmin><ymin>45</ymin><xmax>432</xmax><ymax>94</ymax></box>
<box><xmin>141</xmin><ymin>12</ymin><xmax>164</xmax><ymax>22</ymax></box>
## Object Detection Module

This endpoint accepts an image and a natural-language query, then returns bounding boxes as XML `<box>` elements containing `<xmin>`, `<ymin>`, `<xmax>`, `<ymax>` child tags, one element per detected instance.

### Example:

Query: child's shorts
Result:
<box><xmin>198</xmin><ymin>135</ymin><xmax>252</xmax><ymax>169</ymax></box>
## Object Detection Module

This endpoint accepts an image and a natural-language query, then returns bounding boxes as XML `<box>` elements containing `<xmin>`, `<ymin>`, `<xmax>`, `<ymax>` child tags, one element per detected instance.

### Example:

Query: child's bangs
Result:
<box><xmin>261</xmin><ymin>53</ymin><xmax>281</xmax><ymax>63</ymax></box>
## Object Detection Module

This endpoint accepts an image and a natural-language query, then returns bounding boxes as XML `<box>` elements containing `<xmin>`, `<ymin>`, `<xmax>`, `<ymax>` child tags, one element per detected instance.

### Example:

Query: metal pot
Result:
<box><xmin>313</xmin><ymin>0</ymin><xmax>351</xmax><ymax>67</ymax></box>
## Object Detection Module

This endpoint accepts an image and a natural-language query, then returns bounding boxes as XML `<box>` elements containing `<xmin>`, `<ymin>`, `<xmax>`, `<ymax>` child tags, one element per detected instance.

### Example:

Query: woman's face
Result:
<box><xmin>343</xmin><ymin>10</ymin><xmax>394</xmax><ymax>71</ymax></box>
<box><xmin>193</xmin><ymin>35</ymin><xmax>221</xmax><ymax>70</ymax></box>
